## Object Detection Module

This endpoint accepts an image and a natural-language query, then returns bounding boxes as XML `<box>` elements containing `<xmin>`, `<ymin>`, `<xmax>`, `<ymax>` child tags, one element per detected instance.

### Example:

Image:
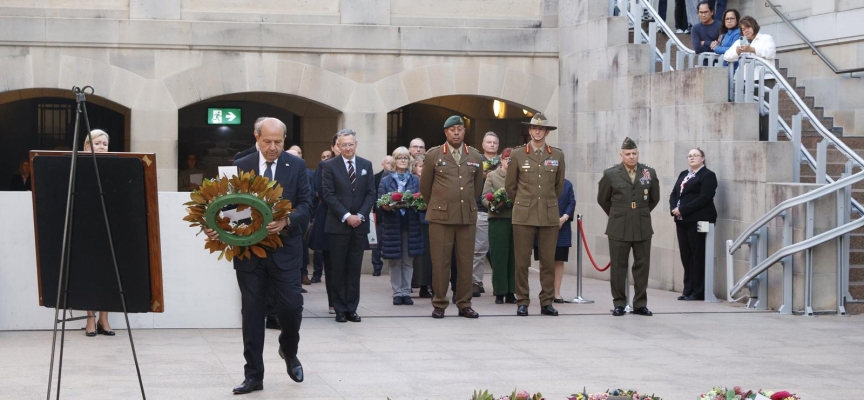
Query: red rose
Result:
<box><xmin>771</xmin><ymin>391</ymin><xmax>791</xmax><ymax>400</ymax></box>
<box><xmin>485</xmin><ymin>192</ymin><xmax>494</xmax><ymax>201</ymax></box>
<box><xmin>391</xmin><ymin>192</ymin><xmax>403</xmax><ymax>201</ymax></box>
<box><xmin>413</xmin><ymin>193</ymin><xmax>421</xmax><ymax>199</ymax></box>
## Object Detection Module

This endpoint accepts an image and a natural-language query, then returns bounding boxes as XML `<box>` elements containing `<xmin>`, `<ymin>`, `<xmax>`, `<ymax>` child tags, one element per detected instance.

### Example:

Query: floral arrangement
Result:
<box><xmin>482</xmin><ymin>157</ymin><xmax>500</xmax><ymax>172</ymax></box>
<box><xmin>376</xmin><ymin>190</ymin><xmax>426</xmax><ymax>210</ymax></box>
<box><xmin>183</xmin><ymin>172</ymin><xmax>292</xmax><ymax>262</ymax></box>
<box><xmin>484</xmin><ymin>187</ymin><xmax>513</xmax><ymax>213</ymax></box>
<box><xmin>698</xmin><ymin>387</ymin><xmax>800</xmax><ymax>400</ymax></box>
<box><xmin>471</xmin><ymin>389</ymin><xmax>544</xmax><ymax>400</ymax></box>
<box><xmin>570</xmin><ymin>388</ymin><xmax>661</xmax><ymax>400</ymax></box>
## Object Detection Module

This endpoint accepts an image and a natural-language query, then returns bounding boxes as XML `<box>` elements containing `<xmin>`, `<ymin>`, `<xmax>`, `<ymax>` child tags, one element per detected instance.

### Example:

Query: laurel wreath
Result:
<box><xmin>183</xmin><ymin>172</ymin><xmax>292</xmax><ymax>262</ymax></box>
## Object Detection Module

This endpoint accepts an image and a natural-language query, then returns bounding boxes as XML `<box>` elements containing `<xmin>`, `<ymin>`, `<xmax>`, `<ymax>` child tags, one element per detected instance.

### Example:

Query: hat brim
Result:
<box><xmin>521</xmin><ymin>121</ymin><xmax>557</xmax><ymax>130</ymax></box>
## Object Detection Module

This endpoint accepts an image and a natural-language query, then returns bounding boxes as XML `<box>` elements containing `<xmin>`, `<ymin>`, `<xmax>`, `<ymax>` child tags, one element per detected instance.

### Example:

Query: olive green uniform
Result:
<box><xmin>419</xmin><ymin>143</ymin><xmax>485</xmax><ymax>310</ymax></box>
<box><xmin>597</xmin><ymin>163</ymin><xmax>660</xmax><ymax>309</ymax></box>
<box><xmin>505</xmin><ymin>144</ymin><xmax>566</xmax><ymax>307</ymax></box>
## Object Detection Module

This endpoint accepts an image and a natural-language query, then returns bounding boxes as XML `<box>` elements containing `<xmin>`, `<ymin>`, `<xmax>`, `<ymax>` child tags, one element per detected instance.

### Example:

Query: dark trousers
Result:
<box><xmin>677</xmin><ymin>222</ymin><xmax>706</xmax><ymax>298</ymax></box>
<box><xmin>489</xmin><ymin>218</ymin><xmax>516</xmax><ymax>296</ymax></box>
<box><xmin>371</xmin><ymin>223</ymin><xmax>383</xmax><ymax>272</ymax></box>
<box><xmin>658</xmin><ymin>0</ymin><xmax>667</xmax><ymax>20</ymax></box>
<box><xmin>312</xmin><ymin>251</ymin><xmax>323</xmax><ymax>278</ymax></box>
<box><xmin>713</xmin><ymin>0</ymin><xmax>726</xmax><ymax>22</ymax></box>
<box><xmin>322</xmin><ymin>251</ymin><xmax>333</xmax><ymax>307</ymax></box>
<box><xmin>674</xmin><ymin>0</ymin><xmax>688</xmax><ymax>30</ymax></box>
<box><xmin>328</xmin><ymin>232</ymin><xmax>366</xmax><ymax>314</ymax></box>
<box><xmin>235</xmin><ymin>240</ymin><xmax>303</xmax><ymax>381</ymax></box>
<box><xmin>609</xmin><ymin>238</ymin><xmax>652</xmax><ymax>309</ymax></box>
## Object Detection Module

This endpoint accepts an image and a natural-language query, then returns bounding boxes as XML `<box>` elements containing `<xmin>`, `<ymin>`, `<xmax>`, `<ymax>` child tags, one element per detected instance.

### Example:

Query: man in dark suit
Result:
<box><xmin>233</xmin><ymin>116</ymin><xmax>269</xmax><ymax>161</ymax></box>
<box><xmin>597</xmin><ymin>137</ymin><xmax>660</xmax><ymax>317</ymax></box>
<box><xmin>371</xmin><ymin>155</ymin><xmax>392</xmax><ymax>276</ymax></box>
<box><xmin>320</xmin><ymin>129</ymin><xmax>376</xmax><ymax>323</ymax></box>
<box><xmin>206</xmin><ymin>118</ymin><xmax>311</xmax><ymax>394</ymax></box>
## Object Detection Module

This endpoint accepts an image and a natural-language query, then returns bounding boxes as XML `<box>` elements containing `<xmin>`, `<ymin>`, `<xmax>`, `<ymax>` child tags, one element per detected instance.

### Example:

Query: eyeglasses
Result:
<box><xmin>338</xmin><ymin>142</ymin><xmax>357</xmax><ymax>149</ymax></box>
<box><xmin>687</xmin><ymin>155</ymin><xmax>703</xmax><ymax>159</ymax></box>
<box><xmin>395</xmin><ymin>156</ymin><xmax>409</xmax><ymax>161</ymax></box>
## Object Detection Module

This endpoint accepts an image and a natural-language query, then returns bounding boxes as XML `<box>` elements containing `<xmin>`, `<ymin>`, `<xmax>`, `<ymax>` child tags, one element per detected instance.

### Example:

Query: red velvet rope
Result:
<box><xmin>578</xmin><ymin>219</ymin><xmax>611</xmax><ymax>272</ymax></box>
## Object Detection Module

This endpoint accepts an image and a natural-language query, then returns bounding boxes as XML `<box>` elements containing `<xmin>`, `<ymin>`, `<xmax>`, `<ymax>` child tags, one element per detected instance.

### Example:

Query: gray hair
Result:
<box><xmin>255</xmin><ymin>117</ymin><xmax>287</xmax><ymax>137</ymax></box>
<box><xmin>389</xmin><ymin>146</ymin><xmax>413</xmax><ymax>171</ymax></box>
<box><xmin>482</xmin><ymin>131</ymin><xmax>499</xmax><ymax>140</ymax></box>
<box><xmin>337</xmin><ymin>128</ymin><xmax>357</xmax><ymax>138</ymax></box>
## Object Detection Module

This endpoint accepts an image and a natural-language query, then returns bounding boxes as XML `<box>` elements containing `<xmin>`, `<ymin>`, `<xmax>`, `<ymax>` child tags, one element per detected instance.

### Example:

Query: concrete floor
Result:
<box><xmin>3</xmin><ymin>271</ymin><xmax>862</xmax><ymax>400</ymax></box>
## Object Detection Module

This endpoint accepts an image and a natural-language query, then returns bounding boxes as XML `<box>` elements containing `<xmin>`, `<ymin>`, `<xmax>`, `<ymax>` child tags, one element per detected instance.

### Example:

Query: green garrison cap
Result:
<box><xmin>621</xmin><ymin>137</ymin><xmax>637</xmax><ymax>149</ymax></box>
<box><xmin>443</xmin><ymin>115</ymin><xmax>465</xmax><ymax>129</ymax></box>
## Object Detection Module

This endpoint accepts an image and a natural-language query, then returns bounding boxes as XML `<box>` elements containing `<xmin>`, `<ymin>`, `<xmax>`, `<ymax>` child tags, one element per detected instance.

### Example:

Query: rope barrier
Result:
<box><xmin>577</xmin><ymin>219</ymin><xmax>611</xmax><ymax>272</ymax></box>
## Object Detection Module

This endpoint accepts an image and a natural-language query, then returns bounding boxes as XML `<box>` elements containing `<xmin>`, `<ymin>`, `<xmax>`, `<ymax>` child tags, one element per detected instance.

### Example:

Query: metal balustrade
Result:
<box><xmin>609</xmin><ymin>0</ymin><xmax>863</xmax><ymax>315</ymax></box>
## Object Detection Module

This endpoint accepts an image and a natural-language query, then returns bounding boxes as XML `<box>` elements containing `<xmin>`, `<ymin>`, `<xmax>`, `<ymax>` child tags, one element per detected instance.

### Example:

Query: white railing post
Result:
<box><xmin>744</xmin><ymin>60</ymin><xmax>755</xmax><ymax>102</ymax></box>
<box><xmin>779</xmin><ymin>210</ymin><xmax>793</xmax><ymax>315</ymax></box>
<box><xmin>663</xmin><ymin>41</ymin><xmax>673</xmax><ymax>72</ymax></box>
<box><xmin>792</xmin><ymin>113</ymin><xmax>803</xmax><ymax>183</ymax></box>
<box><xmin>816</xmin><ymin>140</ymin><xmax>828</xmax><ymax>184</ymax></box>
<box><xmin>734</xmin><ymin>64</ymin><xmax>744</xmax><ymax>102</ymax></box>
<box><xmin>837</xmin><ymin>179</ymin><xmax>849</xmax><ymax>316</ymax></box>
<box><xmin>768</xmin><ymin>85</ymin><xmax>780</xmax><ymax>141</ymax></box>
<box><xmin>805</xmin><ymin>200</ymin><xmax>815</xmax><ymax>316</ymax></box>
<box><xmin>726</xmin><ymin>239</ymin><xmax>735</xmax><ymax>302</ymax></box>
<box><xmin>756</xmin><ymin>226</ymin><xmax>769</xmax><ymax>310</ymax></box>
<box><xmin>704</xmin><ymin>223</ymin><xmax>720</xmax><ymax>302</ymax></box>
<box><xmin>648</xmin><ymin>21</ymin><xmax>657</xmax><ymax>73</ymax></box>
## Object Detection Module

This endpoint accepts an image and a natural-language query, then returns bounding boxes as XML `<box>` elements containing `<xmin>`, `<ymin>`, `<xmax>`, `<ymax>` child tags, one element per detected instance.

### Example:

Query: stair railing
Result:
<box><xmin>764</xmin><ymin>0</ymin><xmax>864</xmax><ymax>76</ymax></box>
<box><xmin>608</xmin><ymin>0</ymin><xmax>862</xmax><ymax>315</ymax></box>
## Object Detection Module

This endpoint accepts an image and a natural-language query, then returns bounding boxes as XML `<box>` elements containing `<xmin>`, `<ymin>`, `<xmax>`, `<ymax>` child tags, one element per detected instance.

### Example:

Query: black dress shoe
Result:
<box><xmin>472</xmin><ymin>284</ymin><xmax>481</xmax><ymax>297</ymax></box>
<box><xmin>265</xmin><ymin>317</ymin><xmax>281</xmax><ymax>330</ymax></box>
<box><xmin>301</xmin><ymin>288</ymin><xmax>307</xmax><ymax>293</ymax></box>
<box><xmin>677</xmin><ymin>295</ymin><xmax>687</xmax><ymax>300</ymax></box>
<box><xmin>418</xmin><ymin>286</ymin><xmax>432</xmax><ymax>298</ymax></box>
<box><xmin>516</xmin><ymin>305</ymin><xmax>528</xmax><ymax>316</ymax></box>
<box><xmin>310</xmin><ymin>275</ymin><xmax>321</xmax><ymax>283</ymax></box>
<box><xmin>495</xmin><ymin>295</ymin><xmax>504</xmax><ymax>304</ymax></box>
<box><xmin>402</xmin><ymin>296</ymin><xmax>414</xmax><ymax>305</ymax></box>
<box><xmin>372</xmin><ymin>270</ymin><xmax>381</xmax><ymax>276</ymax></box>
<box><xmin>553</xmin><ymin>298</ymin><xmax>565</xmax><ymax>304</ymax></box>
<box><xmin>612</xmin><ymin>306</ymin><xmax>626</xmax><ymax>316</ymax></box>
<box><xmin>504</xmin><ymin>293</ymin><xmax>517</xmax><ymax>304</ymax></box>
<box><xmin>278</xmin><ymin>347</ymin><xmax>304</xmax><ymax>383</ymax></box>
<box><xmin>346</xmin><ymin>312</ymin><xmax>361</xmax><ymax>322</ymax></box>
<box><xmin>335</xmin><ymin>313</ymin><xmax>347</xmax><ymax>323</ymax></box>
<box><xmin>458</xmin><ymin>307</ymin><xmax>479</xmax><ymax>318</ymax></box>
<box><xmin>232</xmin><ymin>379</ymin><xmax>263</xmax><ymax>394</ymax></box>
<box><xmin>393</xmin><ymin>296</ymin><xmax>403</xmax><ymax>305</ymax></box>
<box><xmin>540</xmin><ymin>305</ymin><xmax>559</xmax><ymax>316</ymax></box>
<box><xmin>632</xmin><ymin>306</ymin><xmax>653</xmax><ymax>316</ymax></box>
<box><xmin>431</xmin><ymin>307</ymin><xmax>445</xmax><ymax>319</ymax></box>
<box><xmin>97</xmin><ymin>324</ymin><xmax>115</xmax><ymax>336</ymax></box>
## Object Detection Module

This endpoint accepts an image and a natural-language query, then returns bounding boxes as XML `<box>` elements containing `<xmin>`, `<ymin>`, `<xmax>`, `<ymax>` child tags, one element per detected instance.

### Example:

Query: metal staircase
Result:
<box><xmin>611</xmin><ymin>0</ymin><xmax>864</xmax><ymax>315</ymax></box>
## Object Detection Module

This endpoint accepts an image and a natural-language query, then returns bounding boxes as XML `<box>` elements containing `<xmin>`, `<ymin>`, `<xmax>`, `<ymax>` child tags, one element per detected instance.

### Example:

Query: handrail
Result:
<box><xmin>728</xmin><ymin>170</ymin><xmax>864</xmax><ymax>254</ymax></box>
<box><xmin>730</xmin><ymin>216</ymin><xmax>864</xmax><ymax>296</ymax></box>
<box><xmin>637</xmin><ymin>0</ymin><xmax>693</xmax><ymax>57</ymax></box>
<box><xmin>764</xmin><ymin>0</ymin><xmax>864</xmax><ymax>75</ymax></box>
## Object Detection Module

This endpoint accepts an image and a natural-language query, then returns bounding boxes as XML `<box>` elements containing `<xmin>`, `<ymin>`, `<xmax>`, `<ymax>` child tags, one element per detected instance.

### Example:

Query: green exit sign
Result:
<box><xmin>208</xmin><ymin>108</ymin><xmax>242</xmax><ymax>125</ymax></box>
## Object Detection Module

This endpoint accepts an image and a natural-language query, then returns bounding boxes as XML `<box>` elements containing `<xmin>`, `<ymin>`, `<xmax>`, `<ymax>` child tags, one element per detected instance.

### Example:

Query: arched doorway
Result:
<box><xmin>177</xmin><ymin>92</ymin><xmax>340</xmax><ymax>191</ymax></box>
<box><xmin>387</xmin><ymin>95</ymin><xmax>537</xmax><ymax>153</ymax></box>
<box><xmin>0</xmin><ymin>89</ymin><xmax>129</xmax><ymax>190</ymax></box>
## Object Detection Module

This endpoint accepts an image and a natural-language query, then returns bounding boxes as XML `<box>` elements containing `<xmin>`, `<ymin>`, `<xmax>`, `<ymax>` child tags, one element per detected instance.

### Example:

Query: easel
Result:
<box><xmin>45</xmin><ymin>86</ymin><xmax>147</xmax><ymax>400</ymax></box>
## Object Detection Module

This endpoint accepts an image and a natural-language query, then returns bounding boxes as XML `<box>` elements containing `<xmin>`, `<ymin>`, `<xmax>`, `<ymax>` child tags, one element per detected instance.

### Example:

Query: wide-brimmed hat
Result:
<box><xmin>521</xmin><ymin>113</ymin><xmax>557</xmax><ymax>130</ymax></box>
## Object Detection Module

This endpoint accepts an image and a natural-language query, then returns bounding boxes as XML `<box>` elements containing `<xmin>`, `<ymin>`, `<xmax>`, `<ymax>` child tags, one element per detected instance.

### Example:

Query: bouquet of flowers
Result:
<box><xmin>482</xmin><ymin>157</ymin><xmax>500</xmax><ymax>172</ymax></box>
<box><xmin>698</xmin><ymin>387</ymin><xmax>800</xmax><ymax>400</ymax></box>
<box><xmin>377</xmin><ymin>191</ymin><xmax>426</xmax><ymax>210</ymax></box>
<box><xmin>470</xmin><ymin>389</ymin><xmax>544</xmax><ymax>400</ymax></box>
<box><xmin>570</xmin><ymin>389</ymin><xmax>662</xmax><ymax>400</ymax></box>
<box><xmin>484</xmin><ymin>188</ymin><xmax>513</xmax><ymax>213</ymax></box>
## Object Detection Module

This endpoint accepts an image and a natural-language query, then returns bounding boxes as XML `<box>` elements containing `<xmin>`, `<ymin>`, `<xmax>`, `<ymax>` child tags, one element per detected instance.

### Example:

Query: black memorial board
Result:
<box><xmin>32</xmin><ymin>154</ymin><xmax>153</xmax><ymax>313</ymax></box>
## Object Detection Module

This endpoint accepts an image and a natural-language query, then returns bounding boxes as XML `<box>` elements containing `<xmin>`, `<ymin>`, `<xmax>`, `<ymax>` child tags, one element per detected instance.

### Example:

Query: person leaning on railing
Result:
<box><xmin>723</xmin><ymin>15</ymin><xmax>776</xmax><ymax>80</ymax></box>
<box><xmin>710</xmin><ymin>9</ymin><xmax>741</xmax><ymax>68</ymax></box>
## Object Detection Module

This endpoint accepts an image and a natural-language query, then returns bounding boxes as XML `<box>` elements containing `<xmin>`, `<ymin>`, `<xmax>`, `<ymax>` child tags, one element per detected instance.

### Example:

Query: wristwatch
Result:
<box><xmin>284</xmin><ymin>215</ymin><xmax>291</xmax><ymax>229</ymax></box>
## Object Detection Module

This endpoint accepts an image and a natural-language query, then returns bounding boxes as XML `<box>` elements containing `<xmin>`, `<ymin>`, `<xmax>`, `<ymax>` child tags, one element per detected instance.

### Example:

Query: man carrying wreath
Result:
<box><xmin>505</xmin><ymin>113</ymin><xmax>566</xmax><ymax>317</ymax></box>
<box><xmin>204</xmin><ymin>117</ymin><xmax>312</xmax><ymax>394</ymax></box>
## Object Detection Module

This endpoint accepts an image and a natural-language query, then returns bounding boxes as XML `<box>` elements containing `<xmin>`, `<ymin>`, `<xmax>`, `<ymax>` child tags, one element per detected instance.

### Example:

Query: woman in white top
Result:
<box><xmin>723</xmin><ymin>15</ymin><xmax>776</xmax><ymax>80</ymax></box>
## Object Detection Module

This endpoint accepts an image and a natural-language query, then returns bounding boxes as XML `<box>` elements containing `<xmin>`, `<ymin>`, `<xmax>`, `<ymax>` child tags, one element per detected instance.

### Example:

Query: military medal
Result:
<box><xmin>644</xmin><ymin>188</ymin><xmax>648</xmax><ymax>201</ymax></box>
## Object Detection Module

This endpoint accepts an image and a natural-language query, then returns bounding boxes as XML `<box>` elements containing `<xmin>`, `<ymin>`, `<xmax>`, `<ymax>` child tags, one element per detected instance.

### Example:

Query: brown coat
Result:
<box><xmin>419</xmin><ymin>142</ymin><xmax>485</xmax><ymax>225</ymax></box>
<box><xmin>505</xmin><ymin>144</ymin><xmax>566</xmax><ymax>227</ymax></box>
<box><xmin>481</xmin><ymin>167</ymin><xmax>512</xmax><ymax>219</ymax></box>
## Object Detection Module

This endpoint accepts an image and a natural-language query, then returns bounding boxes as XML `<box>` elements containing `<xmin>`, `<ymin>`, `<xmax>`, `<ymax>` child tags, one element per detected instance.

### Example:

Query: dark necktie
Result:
<box><xmin>347</xmin><ymin>160</ymin><xmax>356</xmax><ymax>190</ymax></box>
<box><xmin>264</xmin><ymin>161</ymin><xmax>273</xmax><ymax>181</ymax></box>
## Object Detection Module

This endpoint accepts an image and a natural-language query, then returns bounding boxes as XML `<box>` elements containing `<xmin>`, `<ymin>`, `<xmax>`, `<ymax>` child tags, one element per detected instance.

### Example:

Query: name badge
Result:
<box><xmin>544</xmin><ymin>159</ymin><xmax>559</xmax><ymax>167</ymax></box>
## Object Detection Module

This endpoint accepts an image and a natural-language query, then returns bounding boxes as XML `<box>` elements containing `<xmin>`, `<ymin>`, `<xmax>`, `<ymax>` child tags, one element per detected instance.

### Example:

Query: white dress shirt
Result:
<box><xmin>339</xmin><ymin>156</ymin><xmax>363</xmax><ymax>223</ymax></box>
<box><xmin>258</xmin><ymin>152</ymin><xmax>277</xmax><ymax>177</ymax></box>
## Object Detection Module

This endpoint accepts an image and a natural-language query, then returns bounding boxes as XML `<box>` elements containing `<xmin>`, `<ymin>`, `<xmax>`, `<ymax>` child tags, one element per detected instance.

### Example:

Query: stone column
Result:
<box><xmin>130</xmin><ymin>80</ymin><xmax>180</xmax><ymax>191</ymax></box>
<box><xmin>341</xmin><ymin>112</ymin><xmax>388</xmax><ymax>173</ymax></box>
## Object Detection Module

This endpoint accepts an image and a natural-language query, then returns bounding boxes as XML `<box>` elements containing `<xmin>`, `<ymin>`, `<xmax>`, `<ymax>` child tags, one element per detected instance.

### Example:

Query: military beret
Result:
<box><xmin>621</xmin><ymin>137</ymin><xmax>637</xmax><ymax>149</ymax></box>
<box><xmin>443</xmin><ymin>115</ymin><xmax>464</xmax><ymax>129</ymax></box>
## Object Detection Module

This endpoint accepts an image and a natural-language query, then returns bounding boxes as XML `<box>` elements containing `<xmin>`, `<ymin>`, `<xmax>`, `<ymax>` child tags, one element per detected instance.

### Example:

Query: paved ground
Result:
<box><xmin>3</xmin><ymin>271</ymin><xmax>862</xmax><ymax>400</ymax></box>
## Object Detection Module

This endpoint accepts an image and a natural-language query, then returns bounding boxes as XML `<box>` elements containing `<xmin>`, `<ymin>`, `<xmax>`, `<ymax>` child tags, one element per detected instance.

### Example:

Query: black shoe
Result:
<box><xmin>310</xmin><ymin>275</ymin><xmax>322</xmax><ymax>283</ymax></box>
<box><xmin>516</xmin><ymin>305</ymin><xmax>528</xmax><ymax>316</ymax></box>
<box><xmin>402</xmin><ymin>296</ymin><xmax>414</xmax><ymax>305</ymax></box>
<box><xmin>233</xmin><ymin>379</ymin><xmax>263</xmax><ymax>394</ymax></box>
<box><xmin>418</xmin><ymin>286</ymin><xmax>432</xmax><ymax>298</ymax></box>
<box><xmin>301</xmin><ymin>275</ymin><xmax>311</xmax><ymax>285</ymax></box>
<box><xmin>632</xmin><ymin>306</ymin><xmax>653</xmax><ymax>316</ymax></box>
<box><xmin>452</xmin><ymin>296</ymin><xmax>457</xmax><ymax>304</ymax></box>
<box><xmin>677</xmin><ymin>295</ymin><xmax>687</xmax><ymax>300</ymax></box>
<box><xmin>432</xmin><ymin>307</ymin><xmax>445</xmax><ymax>319</ymax></box>
<box><xmin>683</xmin><ymin>295</ymin><xmax>704</xmax><ymax>301</ymax></box>
<box><xmin>504</xmin><ymin>293</ymin><xmax>517</xmax><ymax>304</ymax></box>
<box><xmin>346</xmin><ymin>312</ymin><xmax>361</xmax><ymax>322</ymax></box>
<box><xmin>372</xmin><ymin>270</ymin><xmax>381</xmax><ymax>276</ymax></box>
<box><xmin>97</xmin><ymin>324</ymin><xmax>115</xmax><ymax>336</ymax></box>
<box><xmin>478</xmin><ymin>284</ymin><xmax>485</xmax><ymax>293</ymax></box>
<box><xmin>612</xmin><ymin>306</ymin><xmax>626</xmax><ymax>316</ymax></box>
<box><xmin>335</xmin><ymin>313</ymin><xmax>347</xmax><ymax>323</ymax></box>
<box><xmin>540</xmin><ymin>305</ymin><xmax>559</xmax><ymax>316</ymax></box>
<box><xmin>472</xmin><ymin>284</ymin><xmax>481</xmax><ymax>297</ymax></box>
<box><xmin>85</xmin><ymin>329</ymin><xmax>96</xmax><ymax>337</ymax></box>
<box><xmin>553</xmin><ymin>298</ymin><xmax>565</xmax><ymax>304</ymax></box>
<box><xmin>278</xmin><ymin>348</ymin><xmax>304</xmax><ymax>383</ymax></box>
<box><xmin>495</xmin><ymin>295</ymin><xmax>504</xmax><ymax>304</ymax></box>
<box><xmin>301</xmin><ymin>288</ymin><xmax>307</xmax><ymax>293</ymax></box>
<box><xmin>265</xmin><ymin>317</ymin><xmax>281</xmax><ymax>330</ymax></box>
<box><xmin>393</xmin><ymin>296</ymin><xmax>403</xmax><ymax>305</ymax></box>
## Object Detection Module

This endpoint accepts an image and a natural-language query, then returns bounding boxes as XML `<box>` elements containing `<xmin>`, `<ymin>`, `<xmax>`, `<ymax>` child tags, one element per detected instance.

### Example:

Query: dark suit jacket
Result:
<box><xmin>234</xmin><ymin>145</ymin><xmax>257</xmax><ymax>162</ymax></box>
<box><xmin>320</xmin><ymin>155</ymin><xmax>376</xmax><ymax>235</ymax></box>
<box><xmin>597</xmin><ymin>163</ymin><xmax>660</xmax><ymax>242</ymax></box>
<box><xmin>9</xmin><ymin>174</ymin><xmax>30</xmax><ymax>191</ymax></box>
<box><xmin>668</xmin><ymin>166</ymin><xmax>718</xmax><ymax>224</ymax></box>
<box><xmin>232</xmin><ymin>151</ymin><xmax>312</xmax><ymax>272</ymax></box>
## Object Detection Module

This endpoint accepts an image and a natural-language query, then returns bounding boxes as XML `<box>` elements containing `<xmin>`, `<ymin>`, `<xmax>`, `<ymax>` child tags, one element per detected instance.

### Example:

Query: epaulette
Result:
<box><xmin>513</xmin><ymin>144</ymin><xmax>526</xmax><ymax>149</ymax></box>
<box><xmin>427</xmin><ymin>145</ymin><xmax>442</xmax><ymax>152</ymax></box>
<box><xmin>467</xmin><ymin>145</ymin><xmax>481</xmax><ymax>154</ymax></box>
<box><xmin>606</xmin><ymin>164</ymin><xmax>618</xmax><ymax>170</ymax></box>
<box><xmin>549</xmin><ymin>145</ymin><xmax>562</xmax><ymax>152</ymax></box>
<box><xmin>640</xmin><ymin>163</ymin><xmax>652</xmax><ymax>168</ymax></box>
